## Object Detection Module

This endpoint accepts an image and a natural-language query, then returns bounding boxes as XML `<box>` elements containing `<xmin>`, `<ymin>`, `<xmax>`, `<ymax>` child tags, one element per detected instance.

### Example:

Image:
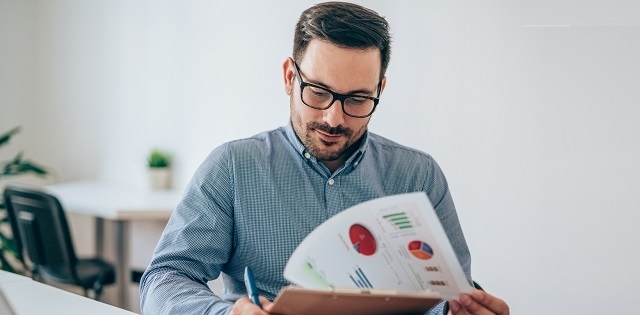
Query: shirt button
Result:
<box><xmin>354</xmin><ymin>161</ymin><xmax>359</xmax><ymax>166</ymax></box>
<box><xmin>328</xmin><ymin>178</ymin><xmax>335</xmax><ymax>185</ymax></box>
<box><xmin>304</xmin><ymin>152</ymin><xmax>311</xmax><ymax>159</ymax></box>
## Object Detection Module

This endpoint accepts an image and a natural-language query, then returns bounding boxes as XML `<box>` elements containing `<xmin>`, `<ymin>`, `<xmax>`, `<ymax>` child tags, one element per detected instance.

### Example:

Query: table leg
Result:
<box><xmin>94</xmin><ymin>218</ymin><xmax>130</xmax><ymax>309</ymax></box>
<box><xmin>115</xmin><ymin>220</ymin><xmax>129</xmax><ymax>310</ymax></box>
<box><xmin>95</xmin><ymin>217</ymin><xmax>104</xmax><ymax>257</ymax></box>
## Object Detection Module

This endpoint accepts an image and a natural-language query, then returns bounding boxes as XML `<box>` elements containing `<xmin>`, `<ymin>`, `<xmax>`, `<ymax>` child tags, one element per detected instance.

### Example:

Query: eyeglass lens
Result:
<box><xmin>301</xmin><ymin>85</ymin><xmax>375</xmax><ymax>117</ymax></box>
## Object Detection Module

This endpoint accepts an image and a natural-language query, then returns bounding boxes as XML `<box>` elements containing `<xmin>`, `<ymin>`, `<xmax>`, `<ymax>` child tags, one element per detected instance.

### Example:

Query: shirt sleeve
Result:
<box><xmin>140</xmin><ymin>144</ymin><xmax>236</xmax><ymax>315</ymax></box>
<box><xmin>423</xmin><ymin>157</ymin><xmax>472</xmax><ymax>315</ymax></box>
<box><xmin>426</xmin><ymin>300</ymin><xmax>448</xmax><ymax>315</ymax></box>
<box><xmin>424</xmin><ymin>157</ymin><xmax>473</xmax><ymax>284</ymax></box>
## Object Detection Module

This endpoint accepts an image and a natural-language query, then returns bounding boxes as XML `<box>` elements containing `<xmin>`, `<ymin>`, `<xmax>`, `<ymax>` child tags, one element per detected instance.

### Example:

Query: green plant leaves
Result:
<box><xmin>148</xmin><ymin>149</ymin><xmax>171</xmax><ymax>168</ymax></box>
<box><xmin>0</xmin><ymin>126</ymin><xmax>21</xmax><ymax>147</ymax></box>
<box><xmin>1</xmin><ymin>153</ymin><xmax>48</xmax><ymax>176</ymax></box>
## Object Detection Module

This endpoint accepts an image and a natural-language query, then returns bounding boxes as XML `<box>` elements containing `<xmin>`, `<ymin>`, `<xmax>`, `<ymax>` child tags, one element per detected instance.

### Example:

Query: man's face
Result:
<box><xmin>283</xmin><ymin>40</ymin><xmax>386</xmax><ymax>165</ymax></box>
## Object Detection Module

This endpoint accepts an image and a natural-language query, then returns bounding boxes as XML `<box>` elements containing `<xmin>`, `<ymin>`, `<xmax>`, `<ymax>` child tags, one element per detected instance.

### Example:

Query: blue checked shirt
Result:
<box><xmin>140</xmin><ymin>123</ymin><xmax>472</xmax><ymax>315</ymax></box>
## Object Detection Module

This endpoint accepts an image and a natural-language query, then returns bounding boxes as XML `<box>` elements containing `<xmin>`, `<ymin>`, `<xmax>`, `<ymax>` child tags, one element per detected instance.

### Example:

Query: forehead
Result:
<box><xmin>298</xmin><ymin>39</ymin><xmax>381</xmax><ymax>93</ymax></box>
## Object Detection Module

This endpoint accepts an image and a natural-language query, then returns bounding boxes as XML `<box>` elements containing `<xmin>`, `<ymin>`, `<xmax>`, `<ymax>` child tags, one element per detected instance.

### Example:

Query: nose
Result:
<box><xmin>322</xmin><ymin>99</ymin><xmax>345</xmax><ymax>127</ymax></box>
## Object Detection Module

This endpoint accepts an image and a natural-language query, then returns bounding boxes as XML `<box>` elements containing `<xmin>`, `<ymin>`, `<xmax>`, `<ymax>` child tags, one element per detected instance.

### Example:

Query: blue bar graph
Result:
<box><xmin>349</xmin><ymin>266</ymin><xmax>373</xmax><ymax>289</ymax></box>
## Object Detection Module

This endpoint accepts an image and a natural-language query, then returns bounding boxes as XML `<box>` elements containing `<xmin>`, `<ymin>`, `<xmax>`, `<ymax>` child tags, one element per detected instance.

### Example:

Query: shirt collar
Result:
<box><xmin>284</xmin><ymin>121</ymin><xmax>369</xmax><ymax>168</ymax></box>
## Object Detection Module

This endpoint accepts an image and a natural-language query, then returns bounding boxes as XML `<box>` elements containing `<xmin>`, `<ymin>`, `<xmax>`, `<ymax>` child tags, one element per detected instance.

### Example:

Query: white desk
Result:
<box><xmin>0</xmin><ymin>271</ymin><xmax>137</xmax><ymax>315</ymax></box>
<box><xmin>0</xmin><ymin>270</ymin><xmax>30</xmax><ymax>284</ymax></box>
<box><xmin>45</xmin><ymin>180</ymin><xmax>182</xmax><ymax>310</ymax></box>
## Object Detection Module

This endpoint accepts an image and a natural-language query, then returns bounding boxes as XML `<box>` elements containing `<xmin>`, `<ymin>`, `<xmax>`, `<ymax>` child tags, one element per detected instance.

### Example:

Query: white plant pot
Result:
<box><xmin>149</xmin><ymin>168</ymin><xmax>171</xmax><ymax>190</ymax></box>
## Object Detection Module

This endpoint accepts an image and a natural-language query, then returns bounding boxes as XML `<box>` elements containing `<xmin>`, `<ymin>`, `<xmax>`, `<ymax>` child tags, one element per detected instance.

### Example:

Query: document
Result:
<box><xmin>271</xmin><ymin>192</ymin><xmax>472</xmax><ymax>315</ymax></box>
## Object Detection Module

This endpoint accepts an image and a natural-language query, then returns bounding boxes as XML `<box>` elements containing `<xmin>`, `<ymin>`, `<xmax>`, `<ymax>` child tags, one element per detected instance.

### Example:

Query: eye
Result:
<box><xmin>309</xmin><ymin>87</ymin><xmax>330</xmax><ymax>97</ymax></box>
<box><xmin>346</xmin><ymin>96</ymin><xmax>368</xmax><ymax>105</ymax></box>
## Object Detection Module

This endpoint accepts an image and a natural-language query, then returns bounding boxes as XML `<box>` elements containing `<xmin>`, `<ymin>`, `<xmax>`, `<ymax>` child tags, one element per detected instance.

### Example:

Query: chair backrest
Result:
<box><xmin>3</xmin><ymin>185</ymin><xmax>79</xmax><ymax>283</ymax></box>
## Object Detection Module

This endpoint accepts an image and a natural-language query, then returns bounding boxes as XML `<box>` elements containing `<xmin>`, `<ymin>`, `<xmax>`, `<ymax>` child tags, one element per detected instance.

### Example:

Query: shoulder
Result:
<box><xmin>227</xmin><ymin>127</ymin><xmax>286</xmax><ymax>149</ymax></box>
<box><xmin>191</xmin><ymin>127</ymin><xmax>286</xmax><ymax>184</ymax></box>
<box><xmin>365</xmin><ymin>133</ymin><xmax>451</xmax><ymax>206</ymax></box>
<box><xmin>367</xmin><ymin>132</ymin><xmax>436</xmax><ymax>166</ymax></box>
<box><xmin>198</xmin><ymin>127</ymin><xmax>288</xmax><ymax>170</ymax></box>
<box><xmin>364</xmin><ymin>132</ymin><xmax>445</xmax><ymax>191</ymax></box>
<box><xmin>208</xmin><ymin>127</ymin><xmax>286</xmax><ymax>156</ymax></box>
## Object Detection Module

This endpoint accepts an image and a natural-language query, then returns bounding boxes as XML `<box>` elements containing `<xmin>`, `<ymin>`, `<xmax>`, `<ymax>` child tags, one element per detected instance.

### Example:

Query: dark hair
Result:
<box><xmin>293</xmin><ymin>1</ymin><xmax>392</xmax><ymax>79</ymax></box>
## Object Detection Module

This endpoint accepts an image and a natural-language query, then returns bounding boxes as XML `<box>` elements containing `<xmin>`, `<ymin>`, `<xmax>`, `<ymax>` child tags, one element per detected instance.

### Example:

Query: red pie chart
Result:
<box><xmin>349</xmin><ymin>224</ymin><xmax>377</xmax><ymax>256</ymax></box>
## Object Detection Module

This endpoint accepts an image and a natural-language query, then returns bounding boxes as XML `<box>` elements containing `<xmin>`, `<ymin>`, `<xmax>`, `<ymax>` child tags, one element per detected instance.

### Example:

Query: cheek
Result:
<box><xmin>350</xmin><ymin>118</ymin><xmax>370</xmax><ymax>136</ymax></box>
<box><xmin>292</xmin><ymin>100</ymin><xmax>320</xmax><ymax>123</ymax></box>
<box><xmin>290</xmin><ymin>99</ymin><xmax>310</xmax><ymax>132</ymax></box>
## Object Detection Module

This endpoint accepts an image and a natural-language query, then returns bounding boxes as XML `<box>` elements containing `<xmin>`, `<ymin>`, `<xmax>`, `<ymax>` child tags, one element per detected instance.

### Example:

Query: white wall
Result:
<box><xmin>2</xmin><ymin>1</ymin><xmax>639</xmax><ymax>314</ymax></box>
<box><xmin>0</xmin><ymin>0</ymin><xmax>34</xmax><ymax>162</ymax></box>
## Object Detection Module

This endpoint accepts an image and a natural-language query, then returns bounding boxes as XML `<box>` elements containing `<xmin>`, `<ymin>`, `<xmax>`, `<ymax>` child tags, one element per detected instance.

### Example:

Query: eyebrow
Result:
<box><xmin>311</xmin><ymin>80</ymin><xmax>376</xmax><ymax>96</ymax></box>
<box><xmin>300</xmin><ymin>70</ymin><xmax>378</xmax><ymax>95</ymax></box>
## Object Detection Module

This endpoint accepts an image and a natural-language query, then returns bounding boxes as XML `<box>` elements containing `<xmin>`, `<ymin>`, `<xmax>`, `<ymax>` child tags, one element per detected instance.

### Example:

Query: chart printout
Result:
<box><xmin>283</xmin><ymin>192</ymin><xmax>473</xmax><ymax>300</ymax></box>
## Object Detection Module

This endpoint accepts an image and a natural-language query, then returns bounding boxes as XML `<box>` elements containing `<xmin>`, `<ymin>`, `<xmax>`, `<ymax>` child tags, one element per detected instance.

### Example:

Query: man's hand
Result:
<box><xmin>448</xmin><ymin>289</ymin><xmax>509</xmax><ymax>315</ymax></box>
<box><xmin>230</xmin><ymin>296</ymin><xmax>273</xmax><ymax>315</ymax></box>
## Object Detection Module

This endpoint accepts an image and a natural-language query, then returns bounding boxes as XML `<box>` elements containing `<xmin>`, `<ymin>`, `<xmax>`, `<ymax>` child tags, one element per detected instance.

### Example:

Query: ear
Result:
<box><xmin>379</xmin><ymin>76</ymin><xmax>387</xmax><ymax>95</ymax></box>
<box><xmin>283</xmin><ymin>57</ymin><xmax>296</xmax><ymax>95</ymax></box>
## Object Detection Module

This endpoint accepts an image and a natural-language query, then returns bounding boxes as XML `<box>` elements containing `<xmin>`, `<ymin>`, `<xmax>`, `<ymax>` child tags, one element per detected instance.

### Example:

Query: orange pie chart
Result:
<box><xmin>408</xmin><ymin>240</ymin><xmax>434</xmax><ymax>260</ymax></box>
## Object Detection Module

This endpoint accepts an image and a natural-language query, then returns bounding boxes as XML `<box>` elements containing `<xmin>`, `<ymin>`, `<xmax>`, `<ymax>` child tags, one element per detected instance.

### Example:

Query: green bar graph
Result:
<box><xmin>382</xmin><ymin>212</ymin><xmax>412</xmax><ymax>229</ymax></box>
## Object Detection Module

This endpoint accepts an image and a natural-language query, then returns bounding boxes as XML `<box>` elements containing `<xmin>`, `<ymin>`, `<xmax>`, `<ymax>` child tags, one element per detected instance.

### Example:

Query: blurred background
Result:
<box><xmin>1</xmin><ymin>0</ymin><xmax>639</xmax><ymax>314</ymax></box>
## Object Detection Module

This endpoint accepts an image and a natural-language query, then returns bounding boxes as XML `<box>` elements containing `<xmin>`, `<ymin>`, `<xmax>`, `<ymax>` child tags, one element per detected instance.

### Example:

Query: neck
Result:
<box><xmin>321</xmin><ymin>135</ymin><xmax>364</xmax><ymax>173</ymax></box>
<box><xmin>322</xmin><ymin>159</ymin><xmax>343</xmax><ymax>174</ymax></box>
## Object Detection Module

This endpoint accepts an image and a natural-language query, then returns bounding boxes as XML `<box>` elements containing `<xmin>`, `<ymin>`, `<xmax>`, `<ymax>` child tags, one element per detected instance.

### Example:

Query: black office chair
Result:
<box><xmin>3</xmin><ymin>185</ymin><xmax>116</xmax><ymax>300</ymax></box>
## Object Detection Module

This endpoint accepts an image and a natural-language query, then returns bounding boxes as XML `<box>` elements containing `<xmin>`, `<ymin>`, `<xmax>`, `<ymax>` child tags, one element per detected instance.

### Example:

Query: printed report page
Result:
<box><xmin>284</xmin><ymin>192</ymin><xmax>472</xmax><ymax>300</ymax></box>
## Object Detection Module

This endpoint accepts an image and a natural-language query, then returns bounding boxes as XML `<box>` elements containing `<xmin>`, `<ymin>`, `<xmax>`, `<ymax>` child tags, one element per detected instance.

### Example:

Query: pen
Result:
<box><xmin>244</xmin><ymin>266</ymin><xmax>262</xmax><ymax>308</ymax></box>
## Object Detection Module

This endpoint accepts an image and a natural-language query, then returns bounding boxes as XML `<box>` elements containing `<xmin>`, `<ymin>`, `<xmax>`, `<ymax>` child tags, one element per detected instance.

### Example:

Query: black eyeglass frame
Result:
<box><xmin>293</xmin><ymin>60</ymin><xmax>382</xmax><ymax>118</ymax></box>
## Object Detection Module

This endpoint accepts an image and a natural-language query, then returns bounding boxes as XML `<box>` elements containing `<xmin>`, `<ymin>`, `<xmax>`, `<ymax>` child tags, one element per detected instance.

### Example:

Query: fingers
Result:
<box><xmin>230</xmin><ymin>296</ymin><xmax>270</xmax><ymax>315</ymax></box>
<box><xmin>448</xmin><ymin>299</ymin><xmax>470</xmax><ymax>315</ymax></box>
<box><xmin>449</xmin><ymin>290</ymin><xmax>509</xmax><ymax>315</ymax></box>
<box><xmin>471</xmin><ymin>290</ymin><xmax>509</xmax><ymax>315</ymax></box>
<box><xmin>260</xmin><ymin>296</ymin><xmax>274</xmax><ymax>311</ymax></box>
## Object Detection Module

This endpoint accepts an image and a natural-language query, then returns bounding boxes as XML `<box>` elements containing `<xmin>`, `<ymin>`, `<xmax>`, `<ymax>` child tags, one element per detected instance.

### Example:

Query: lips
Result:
<box><xmin>316</xmin><ymin>130</ymin><xmax>343</xmax><ymax>142</ymax></box>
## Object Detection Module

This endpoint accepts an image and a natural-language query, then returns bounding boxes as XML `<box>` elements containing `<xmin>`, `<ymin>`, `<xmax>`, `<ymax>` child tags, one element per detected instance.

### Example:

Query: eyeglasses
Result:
<box><xmin>293</xmin><ymin>61</ymin><xmax>381</xmax><ymax>118</ymax></box>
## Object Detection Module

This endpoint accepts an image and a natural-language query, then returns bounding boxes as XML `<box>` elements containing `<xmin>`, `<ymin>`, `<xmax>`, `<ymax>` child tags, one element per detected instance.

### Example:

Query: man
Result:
<box><xmin>140</xmin><ymin>2</ymin><xmax>509</xmax><ymax>315</ymax></box>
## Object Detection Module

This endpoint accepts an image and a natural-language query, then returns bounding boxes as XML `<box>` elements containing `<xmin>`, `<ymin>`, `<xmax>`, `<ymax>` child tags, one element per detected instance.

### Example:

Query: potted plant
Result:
<box><xmin>0</xmin><ymin>127</ymin><xmax>49</xmax><ymax>274</ymax></box>
<box><xmin>147</xmin><ymin>149</ymin><xmax>172</xmax><ymax>190</ymax></box>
